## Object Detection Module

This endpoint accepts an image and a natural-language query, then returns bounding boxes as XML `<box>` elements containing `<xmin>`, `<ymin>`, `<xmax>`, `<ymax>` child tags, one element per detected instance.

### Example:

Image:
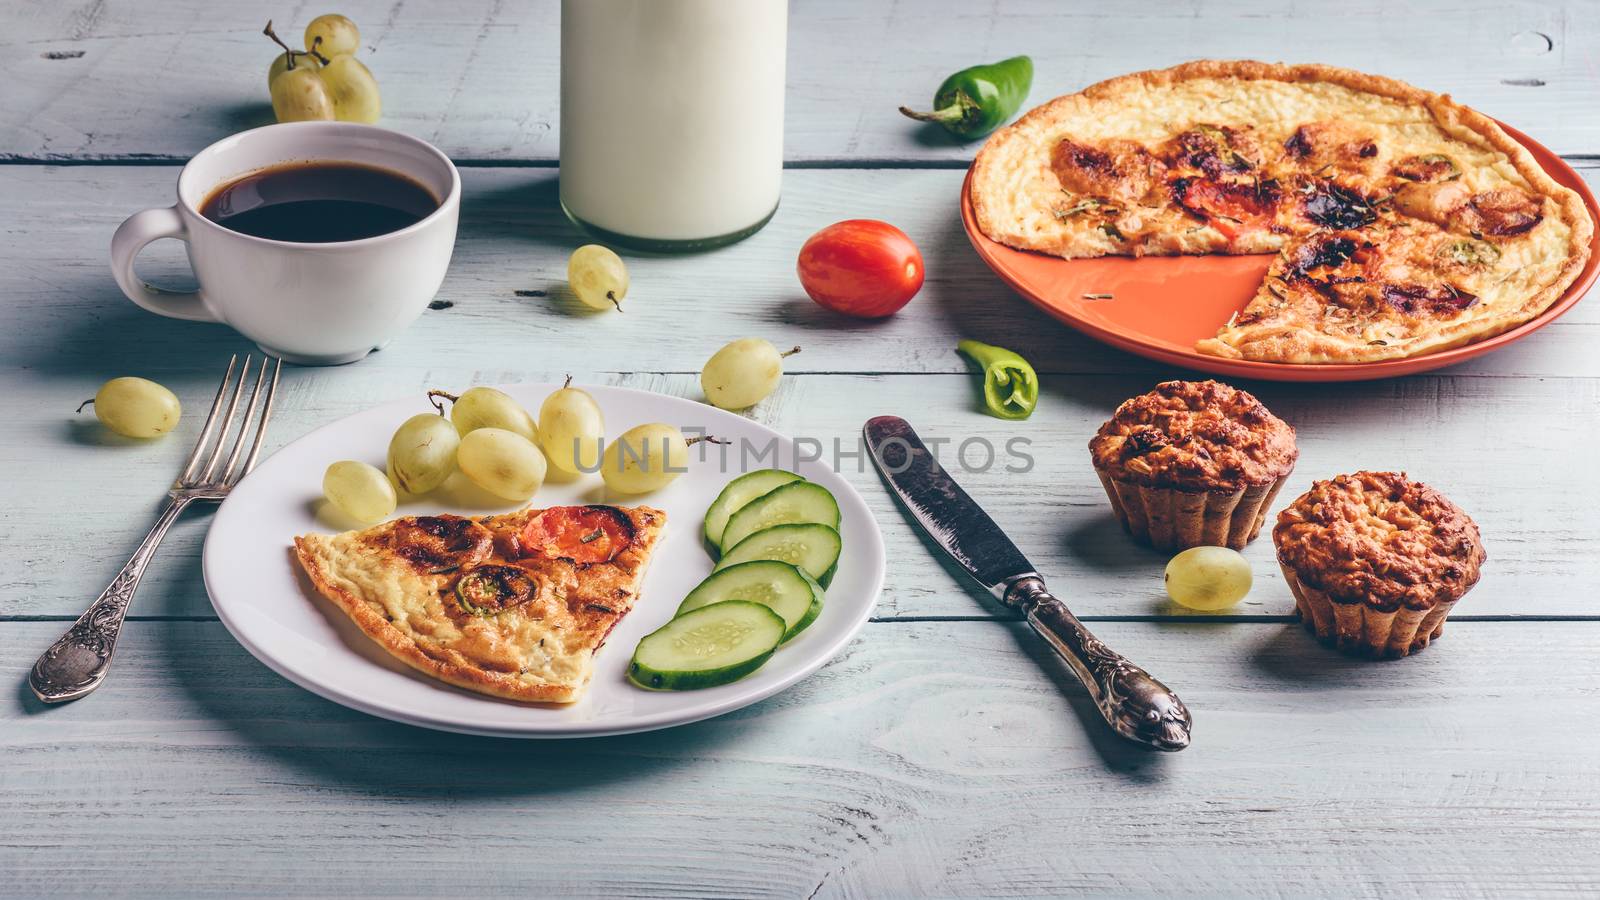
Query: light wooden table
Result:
<box><xmin>4</xmin><ymin>1</ymin><xmax>1599</xmax><ymax>896</ymax></box>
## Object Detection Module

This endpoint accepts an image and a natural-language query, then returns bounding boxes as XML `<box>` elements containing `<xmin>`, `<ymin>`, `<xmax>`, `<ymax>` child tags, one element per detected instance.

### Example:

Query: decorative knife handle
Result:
<box><xmin>29</xmin><ymin>496</ymin><xmax>191</xmax><ymax>704</ymax></box>
<box><xmin>1005</xmin><ymin>577</ymin><xmax>1192</xmax><ymax>751</ymax></box>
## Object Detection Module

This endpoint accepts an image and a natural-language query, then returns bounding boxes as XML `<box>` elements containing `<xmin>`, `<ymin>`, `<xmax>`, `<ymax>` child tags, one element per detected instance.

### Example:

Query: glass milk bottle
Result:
<box><xmin>559</xmin><ymin>0</ymin><xmax>787</xmax><ymax>250</ymax></box>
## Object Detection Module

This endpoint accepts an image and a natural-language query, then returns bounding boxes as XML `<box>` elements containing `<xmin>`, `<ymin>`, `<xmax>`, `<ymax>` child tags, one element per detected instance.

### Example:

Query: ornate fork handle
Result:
<box><xmin>1005</xmin><ymin>577</ymin><xmax>1192</xmax><ymax>751</ymax></box>
<box><xmin>29</xmin><ymin>496</ymin><xmax>193</xmax><ymax>704</ymax></box>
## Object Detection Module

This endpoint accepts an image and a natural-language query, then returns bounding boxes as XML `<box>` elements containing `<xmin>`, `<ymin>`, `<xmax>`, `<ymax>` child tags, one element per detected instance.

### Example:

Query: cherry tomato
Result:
<box><xmin>797</xmin><ymin>219</ymin><xmax>925</xmax><ymax>318</ymax></box>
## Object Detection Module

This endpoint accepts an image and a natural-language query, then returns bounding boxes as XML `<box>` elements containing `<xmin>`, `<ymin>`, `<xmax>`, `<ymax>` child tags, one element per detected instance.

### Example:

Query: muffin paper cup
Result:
<box><xmin>1095</xmin><ymin>472</ymin><xmax>1286</xmax><ymax>551</ymax></box>
<box><xmin>1279</xmin><ymin>563</ymin><xmax>1457</xmax><ymax>658</ymax></box>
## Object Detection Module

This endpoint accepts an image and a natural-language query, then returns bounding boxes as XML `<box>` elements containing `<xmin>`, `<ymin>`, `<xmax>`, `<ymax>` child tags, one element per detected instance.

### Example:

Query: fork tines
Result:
<box><xmin>178</xmin><ymin>354</ymin><xmax>282</xmax><ymax>491</ymax></box>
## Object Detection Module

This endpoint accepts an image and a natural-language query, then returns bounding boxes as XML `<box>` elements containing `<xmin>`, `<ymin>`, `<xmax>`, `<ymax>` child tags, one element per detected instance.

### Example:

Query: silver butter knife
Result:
<box><xmin>864</xmin><ymin>416</ymin><xmax>1192</xmax><ymax>751</ymax></box>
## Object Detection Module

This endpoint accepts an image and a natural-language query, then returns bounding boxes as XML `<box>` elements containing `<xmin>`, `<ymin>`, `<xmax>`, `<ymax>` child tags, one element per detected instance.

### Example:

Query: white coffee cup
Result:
<box><xmin>111</xmin><ymin>122</ymin><xmax>461</xmax><ymax>366</ymax></box>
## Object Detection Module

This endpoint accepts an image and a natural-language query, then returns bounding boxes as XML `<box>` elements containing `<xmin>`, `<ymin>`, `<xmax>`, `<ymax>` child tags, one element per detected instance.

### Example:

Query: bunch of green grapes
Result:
<box><xmin>324</xmin><ymin>380</ymin><xmax>707</xmax><ymax>520</ymax></box>
<box><xmin>264</xmin><ymin>15</ymin><xmax>380</xmax><ymax>124</ymax></box>
<box><xmin>395</xmin><ymin>387</ymin><xmax>549</xmax><ymax>501</ymax></box>
<box><xmin>327</xmin><ymin>387</ymin><xmax>552</xmax><ymax>519</ymax></box>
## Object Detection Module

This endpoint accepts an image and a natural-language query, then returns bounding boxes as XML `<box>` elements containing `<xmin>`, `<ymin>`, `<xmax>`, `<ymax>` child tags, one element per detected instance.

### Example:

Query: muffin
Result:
<box><xmin>1274</xmin><ymin>471</ymin><xmax>1486</xmax><ymax>658</ymax></box>
<box><xmin>1089</xmin><ymin>380</ymin><xmax>1297</xmax><ymax>551</ymax></box>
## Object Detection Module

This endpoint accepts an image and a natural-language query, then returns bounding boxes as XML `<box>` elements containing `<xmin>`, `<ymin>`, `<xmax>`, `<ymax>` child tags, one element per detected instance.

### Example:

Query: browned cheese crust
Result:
<box><xmin>293</xmin><ymin>505</ymin><xmax>665</xmax><ymax>703</ymax></box>
<box><xmin>1089</xmin><ymin>380</ymin><xmax>1297</xmax><ymax>492</ymax></box>
<box><xmin>1273</xmin><ymin>471</ymin><xmax>1485</xmax><ymax>612</ymax></box>
<box><xmin>970</xmin><ymin>60</ymin><xmax>1594</xmax><ymax>364</ymax></box>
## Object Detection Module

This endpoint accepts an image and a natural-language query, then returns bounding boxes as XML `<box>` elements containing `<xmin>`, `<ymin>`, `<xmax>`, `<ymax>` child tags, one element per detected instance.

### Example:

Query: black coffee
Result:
<box><xmin>200</xmin><ymin>162</ymin><xmax>438</xmax><ymax>243</ymax></box>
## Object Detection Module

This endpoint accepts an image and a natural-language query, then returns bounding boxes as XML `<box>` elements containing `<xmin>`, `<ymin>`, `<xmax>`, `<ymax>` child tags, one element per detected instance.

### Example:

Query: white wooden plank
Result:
<box><xmin>5</xmin><ymin>369</ymin><xmax>1598</xmax><ymax>620</ymax></box>
<box><xmin>1</xmin><ymin>620</ymin><xmax>1597</xmax><ymax>897</ymax></box>
<box><xmin>3</xmin><ymin>164</ymin><xmax>1598</xmax><ymax>382</ymax></box>
<box><xmin>3</xmin><ymin>0</ymin><xmax>1598</xmax><ymax>162</ymax></box>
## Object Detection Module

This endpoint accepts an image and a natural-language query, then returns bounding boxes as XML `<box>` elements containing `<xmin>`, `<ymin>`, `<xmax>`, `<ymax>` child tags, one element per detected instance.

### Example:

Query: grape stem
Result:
<box><xmin>781</xmin><ymin>346</ymin><xmax>802</xmax><ymax>358</ymax></box>
<box><xmin>426</xmin><ymin>389</ymin><xmax>459</xmax><ymax>416</ymax></box>
<box><xmin>685</xmin><ymin>436</ymin><xmax>729</xmax><ymax>446</ymax></box>
<box><xmin>263</xmin><ymin>20</ymin><xmax>329</xmax><ymax>68</ymax></box>
<box><xmin>75</xmin><ymin>399</ymin><xmax>94</xmax><ymax>413</ymax></box>
<box><xmin>606</xmin><ymin>291</ymin><xmax>622</xmax><ymax>312</ymax></box>
<box><xmin>562</xmin><ymin>375</ymin><xmax>573</xmax><ymax>389</ymax></box>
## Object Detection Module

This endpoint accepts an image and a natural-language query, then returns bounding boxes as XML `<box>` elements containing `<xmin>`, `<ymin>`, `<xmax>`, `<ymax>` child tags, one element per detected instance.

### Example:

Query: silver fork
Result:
<box><xmin>29</xmin><ymin>354</ymin><xmax>282</xmax><ymax>704</ymax></box>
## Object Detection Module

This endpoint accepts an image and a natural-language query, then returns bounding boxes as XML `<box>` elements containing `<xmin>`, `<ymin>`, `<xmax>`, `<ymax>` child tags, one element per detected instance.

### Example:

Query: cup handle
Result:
<box><xmin>110</xmin><ymin>206</ymin><xmax>218</xmax><ymax>323</ymax></box>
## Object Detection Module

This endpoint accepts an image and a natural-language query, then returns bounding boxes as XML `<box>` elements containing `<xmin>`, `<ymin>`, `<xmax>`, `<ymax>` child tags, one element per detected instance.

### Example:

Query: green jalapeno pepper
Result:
<box><xmin>957</xmin><ymin>339</ymin><xmax>1038</xmax><ymax>420</ymax></box>
<box><xmin>899</xmin><ymin>55</ymin><xmax>1034</xmax><ymax>140</ymax></box>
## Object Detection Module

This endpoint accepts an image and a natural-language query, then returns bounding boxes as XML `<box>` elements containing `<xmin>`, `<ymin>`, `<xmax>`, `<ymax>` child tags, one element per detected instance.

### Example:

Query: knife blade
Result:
<box><xmin>864</xmin><ymin>415</ymin><xmax>1192</xmax><ymax>751</ymax></box>
<box><xmin>860</xmin><ymin>415</ymin><xmax>1037</xmax><ymax>598</ymax></box>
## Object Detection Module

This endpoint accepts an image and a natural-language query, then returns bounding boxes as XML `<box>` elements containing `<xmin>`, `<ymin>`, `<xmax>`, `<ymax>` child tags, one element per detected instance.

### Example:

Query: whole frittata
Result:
<box><xmin>970</xmin><ymin>60</ymin><xmax>1593</xmax><ymax>363</ymax></box>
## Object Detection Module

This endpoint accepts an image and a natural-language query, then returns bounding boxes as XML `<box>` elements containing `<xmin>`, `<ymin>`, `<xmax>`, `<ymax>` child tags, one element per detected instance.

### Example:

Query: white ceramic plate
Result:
<box><xmin>202</xmin><ymin>384</ymin><xmax>885</xmax><ymax>738</ymax></box>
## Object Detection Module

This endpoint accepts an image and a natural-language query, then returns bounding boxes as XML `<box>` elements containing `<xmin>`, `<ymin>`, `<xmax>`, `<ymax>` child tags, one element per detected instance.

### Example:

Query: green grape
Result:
<box><xmin>457</xmin><ymin>428</ymin><xmax>547</xmax><ymax>501</ymax></box>
<box><xmin>270</xmin><ymin>65</ymin><xmax>335</xmax><ymax>122</ymax></box>
<box><xmin>1163</xmin><ymin>546</ymin><xmax>1253</xmax><ymax>611</ymax></box>
<box><xmin>701</xmin><ymin>338</ymin><xmax>794</xmax><ymax>410</ymax></box>
<box><xmin>304</xmin><ymin>14</ymin><xmax>361</xmax><ymax>58</ymax></box>
<box><xmin>444</xmin><ymin>387</ymin><xmax>537</xmax><ymax>442</ymax></box>
<box><xmin>322</xmin><ymin>460</ymin><xmax>397</xmax><ymax>524</ymax></box>
<box><xmin>601</xmin><ymin>423</ymin><xmax>689</xmax><ymax>495</ymax></box>
<box><xmin>321</xmin><ymin>54</ymin><xmax>381</xmax><ymax>124</ymax></box>
<box><xmin>87</xmin><ymin>377</ymin><xmax>181</xmax><ymax>438</ymax></box>
<box><xmin>567</xmin><ymin>244</ymin><xmax>629</xmax><ymax>311</ymax></box>
<box><xmin>387</xmin><ymin>413</ymin><xmax>460</xmax><ymax>495</ymax></box>
<box><xmin>267</xmin><ymin>51</ymin><xmax>322</xmax><ymax>89</ymax></box>
<box><xmin>538</xmin><ymin>382</ymin><xmax>604</xmax><ymax>474</ymax></box>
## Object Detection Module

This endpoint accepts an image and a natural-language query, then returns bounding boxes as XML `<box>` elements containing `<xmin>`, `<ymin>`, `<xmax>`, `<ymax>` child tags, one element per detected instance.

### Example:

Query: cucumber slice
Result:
<box><xmin>703</xmin><ymin>469</ymin><xmax>804</xmax><ymax>552</ymax></box>
<box><xmin>719</xmin><ymin>481</ymin><xmax>841</xmax><ymax>553</ymax></box>
<box><xmin>676</xmin><ymin>561</ymin><xmax>823</xmax><ymax>641</ymax></box>
<box><xmin>787</xmin><ymin>569</ymin><xmax>825</xmax><ymax>641</ymax></box>
<box><xmin>715</xmin><ymin>523</ymin><xmax>842</xmax><ymax>588</ymax></box>
<box><xmin>628</xmin><ymin>600</ymin><xmax>785</xmax><ymax>691</ymax></box>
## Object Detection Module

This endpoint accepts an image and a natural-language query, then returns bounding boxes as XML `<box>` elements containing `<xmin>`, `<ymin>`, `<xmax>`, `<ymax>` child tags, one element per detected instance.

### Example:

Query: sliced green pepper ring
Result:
<box><xmin>454</xmin><ymin>564</ymin><xmax>537</xmax><ymax>616</ymax></box>
<box><xmin>1438</xmin><ymin>238</ymin><xmax>1500</xmax><ymax>267</ymax></box>
<box><xmin>957</xmin><ymin>339</ymin><xmax>1039</xmax><ymax>420</ymax></box>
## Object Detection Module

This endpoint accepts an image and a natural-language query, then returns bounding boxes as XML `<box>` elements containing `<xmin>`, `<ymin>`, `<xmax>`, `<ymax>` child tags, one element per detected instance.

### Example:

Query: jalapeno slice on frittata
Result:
<box><xmin>454</xmin><ymin>564</ymin><xmax>536</xmax><ymax>616</ymax></box>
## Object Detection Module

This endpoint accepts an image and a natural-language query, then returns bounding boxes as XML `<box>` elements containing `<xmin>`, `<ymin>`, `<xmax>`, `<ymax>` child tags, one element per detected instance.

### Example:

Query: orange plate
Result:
<box><xmin>960</xmin><ymin>123</ymin><xmax>1599</xmax><ymax>382</ymax></box>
